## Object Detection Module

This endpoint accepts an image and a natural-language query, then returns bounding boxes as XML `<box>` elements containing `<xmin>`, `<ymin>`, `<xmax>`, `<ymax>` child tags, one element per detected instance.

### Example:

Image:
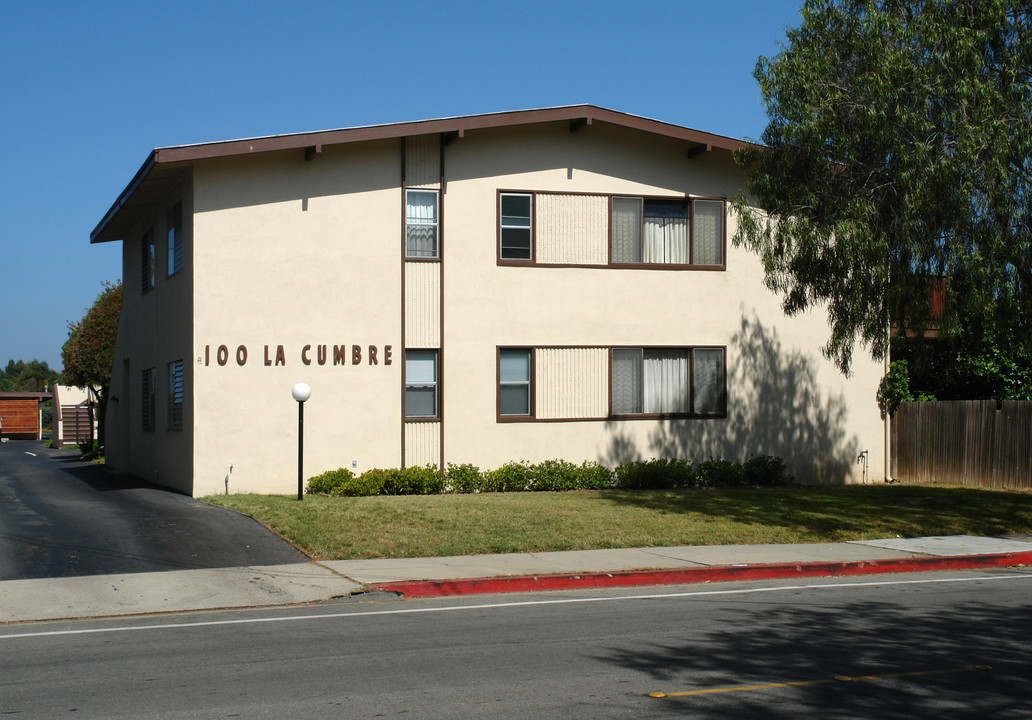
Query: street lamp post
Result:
<box><xmin>291</xmin><ymin>383</ymin><xmax>311</xmax><ymax>501</ymax></box>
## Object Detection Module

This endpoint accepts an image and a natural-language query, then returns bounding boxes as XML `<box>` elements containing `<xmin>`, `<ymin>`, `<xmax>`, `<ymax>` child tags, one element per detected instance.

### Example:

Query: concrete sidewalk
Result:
<box><xmin>3</xmin><ymin>535</ymin><xmax>1032</xmax><ymax>624</ymax></box>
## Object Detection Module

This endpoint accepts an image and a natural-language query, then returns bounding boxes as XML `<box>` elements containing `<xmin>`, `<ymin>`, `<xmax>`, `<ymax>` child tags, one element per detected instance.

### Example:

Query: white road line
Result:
<box><xmin>2</xmin><ymin>572</ymin><xmax>1029</xmax><ymax>641</ymax></box>
<box><xmin>24</xmin><ymin>452</ymin><xmax>36</xmax><ymax>457</ymax></box>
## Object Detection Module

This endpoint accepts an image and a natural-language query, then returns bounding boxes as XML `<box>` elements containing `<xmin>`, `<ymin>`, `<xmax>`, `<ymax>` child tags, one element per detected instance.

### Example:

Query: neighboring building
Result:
<box><xmin>52</xmin><ymin>384</ymin><xmax>98</xmax><ymax>448</ymax></box>
<box><xmin>0</xmin><ymin>392</ymin><xmax>50</xmax><ymax>441</ymax></box>
<box><xmin>91</xmin><ymin>105</ymin><xmax>887</xmax><ymax>497</ymax></box>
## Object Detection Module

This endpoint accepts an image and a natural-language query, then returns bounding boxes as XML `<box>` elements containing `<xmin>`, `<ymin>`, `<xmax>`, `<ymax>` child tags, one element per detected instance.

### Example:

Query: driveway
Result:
<box><xmin>0</xmin><ymin>441</ymin><xmax>308</xmax><ymax>580</ymax></box>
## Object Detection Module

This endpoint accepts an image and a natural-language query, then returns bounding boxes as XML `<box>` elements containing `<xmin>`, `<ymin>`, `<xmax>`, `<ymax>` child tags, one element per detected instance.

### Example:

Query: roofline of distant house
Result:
<box><xmin>91</xmin><ymin>104</ymin><xmax>755</xmax><ymax>243</ymax></box>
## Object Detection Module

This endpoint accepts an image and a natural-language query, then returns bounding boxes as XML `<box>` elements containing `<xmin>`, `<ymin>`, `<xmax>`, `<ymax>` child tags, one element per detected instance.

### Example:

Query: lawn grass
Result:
<box><xmin>201</xmin><ymin>484</ymin><xmax>1032</xmax><ymax>561</ymax></box>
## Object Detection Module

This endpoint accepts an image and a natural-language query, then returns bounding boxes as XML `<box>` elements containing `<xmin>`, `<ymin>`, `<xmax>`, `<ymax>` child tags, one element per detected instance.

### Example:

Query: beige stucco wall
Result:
<box><xmin>189</xmin><ymin>141</ymin><xmax>403</xmax><ymax>496</ymax></box>
<box><xmin>106</xmin><ymin>176</ymin><xmax>195</xmax><ymax>493</ymax></box>
<box><xmin>437</xmin><ymin>122</ymin><xmax>884</xmax><ymax>484</ymax></box>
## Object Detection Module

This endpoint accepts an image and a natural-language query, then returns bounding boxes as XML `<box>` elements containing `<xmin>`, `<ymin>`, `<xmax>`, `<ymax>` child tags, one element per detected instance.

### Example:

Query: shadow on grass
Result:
<box><xmin>595</xmin><ymin>485</ymin><xmax>1032</xmax><ymax>541</ymax></box>
<box><xmin>597</xmin><ymin>590</ymin><xmax>1032</xmax><ymax>718</ymax></box>
<box><xmin>600</xmin><ymin>312</ymin><xmax>861</xmax><ymax>485</ymax></box>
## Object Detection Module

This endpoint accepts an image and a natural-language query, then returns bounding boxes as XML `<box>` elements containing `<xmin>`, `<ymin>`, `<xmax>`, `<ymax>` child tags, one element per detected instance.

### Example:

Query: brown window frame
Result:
<box><xmin>498</xmin><ymin>192</ymin><xmax>535</xmax><ymax>264</ymax></box>
<box><xmin>166</xmin><ymin>359</ymin><xmax>184</xmax><ymax>430</ymax></box>
<box><xmin>167</xmin><ymin>201</ymin><xmax>184</xmax><ymax>277</ymax></box>
<box><xmin>609</xmin><ymin>345</ymin><xmax>727</xmax><ymax>420</ymax></box>
<box><xmin>495</xmin><ymin>190</ymin><xmax>726</xmax><ymax>271</ymax></box>
<box><xmin>493</xmin><ymin>345</ymin><xmax>727</xmax><ymax>423</ymax></box>
<box><xmin>496</xmin><ymin>347</ymin><xmax>535</xmax><ymax>421</ymax></box>
<box><xmin>141</xmin><ymin>228</ymin><xmax>155</xmax><ymax>294</ymax></box>
<box><xmin>141</xmin><ymin>367</ymin><xmax>156</xmax><ymax>431</ymax></box>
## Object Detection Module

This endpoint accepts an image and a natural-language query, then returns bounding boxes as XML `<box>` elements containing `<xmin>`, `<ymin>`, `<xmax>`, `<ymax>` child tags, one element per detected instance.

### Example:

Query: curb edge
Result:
<box><xmin>368</xmin><ymin>551</ymin><xmax>1032</xmax><ymax>598</ymax></box>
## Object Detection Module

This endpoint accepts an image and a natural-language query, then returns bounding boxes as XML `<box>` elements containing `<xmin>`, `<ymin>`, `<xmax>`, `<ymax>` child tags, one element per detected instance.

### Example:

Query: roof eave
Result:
<box><xmin>90</xmin><ymin>151</ymin><xmax>156</xmax><ymax>244</ymax></box>
<box><xmin>91</xmin><ymin>105</ymin><xmax>756</xmax><ymax>244</ymax></box>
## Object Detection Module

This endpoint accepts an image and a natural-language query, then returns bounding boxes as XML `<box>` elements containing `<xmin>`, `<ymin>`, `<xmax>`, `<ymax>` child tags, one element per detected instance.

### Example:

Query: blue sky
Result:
<box><xmin>0</xmin><ymin>0</ymin><xmax>802</xmax><ymax>370</ymax></box>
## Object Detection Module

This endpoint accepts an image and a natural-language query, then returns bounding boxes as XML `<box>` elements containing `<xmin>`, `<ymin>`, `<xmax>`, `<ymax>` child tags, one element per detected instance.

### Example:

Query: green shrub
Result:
<box><xmin>615</xmin><ymin>458</ymin><xmax>695</xmax><ymax>489</ymax></box>
<box><xmin>528</xmin><ymin>459</ymin><xmax>576</xmax><ymax>491</ymax></box>
<box><xmin>743</xmin><ymin>455</ymin><xmax>791</xmax><ymax>486</ymax></box>
<box><xmin>695</xmin><ymin>458</ymin><xmax>746</xmax><ymax>488</ymax></box>
<box><xmin>345</xmin><ymin>468</ymin><xmax>389</xmax><ymax>496</ymax></box>
<box><xmin>447</xmin><ymin>463</ymin><xmax>483</xmax><ymax>493</ymax></box>
<box><xmin>573</xmin><ymin>460</ymin><xmax>616</xmax><ymax>490</ymax></box>
<box><xmin>311</xmin><ymin>454</ymin><xmax>787</xmax><ymax>497</ymax></box>
<box><xmin>306</xmin><ymin>468</ymin><xmax>357</xmax><ymax>495</ymax></box>
<box><xmin>381</xmin><ymin>465</ymin><xmax>447</xmax><ymax>495</ymax></box>
<box><xmin>483</xmin><ymin>461</ymin><xmax>532</xmax><ymax>492</ymax></box>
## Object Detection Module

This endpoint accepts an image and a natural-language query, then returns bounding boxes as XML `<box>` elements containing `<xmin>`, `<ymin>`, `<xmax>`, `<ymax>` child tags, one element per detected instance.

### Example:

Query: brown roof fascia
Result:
<box><xmin>92</xmin><ymin>105</ymin><xmax>754</xmax><ymax>244</ymax></box>
<box><xmin>90</xmin><ymin>151</ymin><xmax>156</xmax><ymax>243</ymax></box>
<box><xmin>0</xmin><ymin>392</ymin><xmax>53</xmax><ymax>400</ymax></box>
<box><xmin>153</xmin><ymin>105</ymin><xmax>752</xmax><ymax>164</ymax></box>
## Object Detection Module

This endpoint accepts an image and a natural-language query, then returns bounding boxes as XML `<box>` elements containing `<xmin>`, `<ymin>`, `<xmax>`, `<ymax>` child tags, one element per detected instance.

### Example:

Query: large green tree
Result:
<box><xmin>0</xmin><ymin>359</ymin><xmax>59</xmax><ymax>392</ymax></box>
<box><xmin>734</xmin><ymin>0</ymin><xmax>1032</xmax><ymax>376</ymax></box>
<box><xmin>62</xmin><ymin>281</ymin><xmax>122</xmax><ymax>448</ymax></box>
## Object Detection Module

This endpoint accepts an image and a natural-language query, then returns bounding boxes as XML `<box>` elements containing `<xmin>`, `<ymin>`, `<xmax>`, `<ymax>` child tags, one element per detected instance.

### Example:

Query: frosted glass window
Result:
<box><xmin>611</xmin><ymin>349</ymin><xmax>643</xmax><ymax>414</ymax></box>
<box><xmin>692</xmin><ymin>348</ymin><xmax>725</xmax><ymax>414</ymax></box>
<box><xmin>692</xmin><ymin>200</ymin><xmax>724</xmax><ymax>265</ymax></box>
<box><xmin>499</xmin><ymin>348</ymin><xmax>531</xmax><ymax>415</ymax></box>
<box><xmin>611</xmin><ymin>197</ymin><xmax>642</xmax><ymax>263</ymax></box>
<box><xmin>406</xmin><ymin>350</ymin><xmax>438</xmax><ymax>418</ymax></box>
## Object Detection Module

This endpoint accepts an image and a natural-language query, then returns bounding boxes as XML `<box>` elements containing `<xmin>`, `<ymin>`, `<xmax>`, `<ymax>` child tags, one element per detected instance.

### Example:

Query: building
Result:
<box><xmin>0</xmin><ymin>392</ymin><xmax>50</xmax><ymax>441</ymax></box>
<box><xmin>52</xmin><ymin>384</ymin><xmax>98</xmax><ymax>448</ymax></box>
<box><xmin>91</xmin><ymin>105</ymin><xmax>887</xmax><ymax>497</ymax></box>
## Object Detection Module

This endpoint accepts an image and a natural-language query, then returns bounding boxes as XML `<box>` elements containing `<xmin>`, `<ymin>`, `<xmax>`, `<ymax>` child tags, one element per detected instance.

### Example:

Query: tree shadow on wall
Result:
<box><xmin>600</xmin><ymin>312</ymin><xmax>861</xmax><ymax>485</ymax></box>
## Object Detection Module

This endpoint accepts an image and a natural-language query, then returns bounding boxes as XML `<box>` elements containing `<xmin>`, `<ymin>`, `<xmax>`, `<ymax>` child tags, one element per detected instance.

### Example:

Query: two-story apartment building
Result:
<box><xmin>92</xmin><ymin>106</ymin><xmax>886</xmax><ymax>497</ymax></box>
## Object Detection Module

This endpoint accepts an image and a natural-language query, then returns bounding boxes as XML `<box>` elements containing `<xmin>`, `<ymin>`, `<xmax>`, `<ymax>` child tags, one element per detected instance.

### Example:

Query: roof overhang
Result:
<box><xmin>91</xmin><ymin>104</ymin><xmax>754</xmax><ymax>244</ymax></box>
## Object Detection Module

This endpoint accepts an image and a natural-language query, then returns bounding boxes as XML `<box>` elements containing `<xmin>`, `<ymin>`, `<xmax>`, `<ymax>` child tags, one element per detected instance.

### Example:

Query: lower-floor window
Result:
<box><xmin>167</xmin><ymin>360</ymin><xmax>183</xmax><ymax>430</ymax></box>
<box><xmin>611</xmin><ymin>347</ymin><xmax>725</xmax><ymax>416</ymax></box>
<box><xmin>405</xmin><ymin>349</ymin><xmax>438</xmax><ymax>418</ymax></box>
<box><xmin>498</xmin><ymin>348</ymin><xmax>532</xmax><ymax>416</ymax></box>
<box><xmin>142</xmin><ymin>367</ymin><xmax>156</xmax><ymax>431</ymax></box>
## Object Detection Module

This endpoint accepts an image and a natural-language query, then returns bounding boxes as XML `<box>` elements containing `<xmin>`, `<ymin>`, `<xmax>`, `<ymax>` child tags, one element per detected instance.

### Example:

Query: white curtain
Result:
<box><xmin>643</xmin><ymin>350</ymin><xmax>689</xmax><ymax>413</ymax></box>
<box><xmin>643</xmin><ymin>216</ymin><xmax>688</xmax><ymax>264</ymax></box>
<box><xmin>692</xmin><ymin>200</ymin><xmax>723</xmax><ymax>265</ymax></box>
<box><xmin>406</xmin><ymin>191</ymin><xmax>438</xmax><ymax>257</ymax></box>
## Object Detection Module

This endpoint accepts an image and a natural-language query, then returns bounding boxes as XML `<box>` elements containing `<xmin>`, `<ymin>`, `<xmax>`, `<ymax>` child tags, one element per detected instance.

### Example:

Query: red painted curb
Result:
<box><xmin>369</xmin><ymin>551</ymin><xmax>1032</xmax><ymax>598</ymax></box>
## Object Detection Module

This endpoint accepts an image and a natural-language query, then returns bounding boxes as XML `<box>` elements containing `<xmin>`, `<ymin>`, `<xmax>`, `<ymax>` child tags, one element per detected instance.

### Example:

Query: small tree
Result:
<box><xmin>62</xmin><ymin>281</ymin><xmax>121</xmax><ymax>450</ymax></box>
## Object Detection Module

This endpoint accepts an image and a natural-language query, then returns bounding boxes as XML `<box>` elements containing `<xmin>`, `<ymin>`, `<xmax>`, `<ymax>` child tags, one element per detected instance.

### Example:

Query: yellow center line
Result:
<box><xmin>649</xmin><ymin>665</ymin><xmax>991</xmax><ymax>698</ymax></box>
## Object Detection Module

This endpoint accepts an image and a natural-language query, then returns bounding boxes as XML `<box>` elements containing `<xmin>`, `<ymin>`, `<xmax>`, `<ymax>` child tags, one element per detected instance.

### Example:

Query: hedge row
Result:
<box><xmin>306</xmin><ymin>455</ymin><xmax>791</xmax><ymax>497</ymax></box>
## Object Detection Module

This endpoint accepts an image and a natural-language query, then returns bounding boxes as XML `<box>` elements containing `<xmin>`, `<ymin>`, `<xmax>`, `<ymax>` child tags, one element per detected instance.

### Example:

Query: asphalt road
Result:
<box><xmin>0</xmin><ymin>440</ymin><xmax>307</xmax><ymax>580</ymax></box>
<box><xmin>2</xmin><ymin>570</ymin><xmax>1031</xmax><ymax>718</ymax></box>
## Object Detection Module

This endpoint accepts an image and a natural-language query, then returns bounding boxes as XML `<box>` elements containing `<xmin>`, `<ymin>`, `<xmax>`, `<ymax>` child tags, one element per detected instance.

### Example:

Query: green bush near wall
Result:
<box><xmin>306</xmin><ymin>455</ymin><xmax>792</xmax><ymax>496</ymax></box>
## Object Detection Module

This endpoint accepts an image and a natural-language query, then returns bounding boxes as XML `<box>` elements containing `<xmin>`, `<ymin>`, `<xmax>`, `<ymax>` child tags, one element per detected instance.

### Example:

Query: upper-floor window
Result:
<box><xmin>497</xmin><ymin>190</ymin><xmax>725</xmax><ymax>268</ymax></box>
<box><xmin>167</xmin><ymin>359</ymin><xmax>184</xmax><ymax>430</ymax></box>
<box><xmin>612</xmin><ymin>197</ymin><xmax>724</xmax><ymax>266</ymax></box>
<box><xmin>406</xmin><ymin>190</ymin><xmax>439</xmax><ymax>259</ymax></box>
<box><xmin>611</xmin><ymin>347</ymin><xmax>725</xmax><ymax>417</ymax></box>
<box><xmin>405</xmin><ymin>349</ymin><xmax>438</xmax><ymax>418</ymax></box>
<box><xmin>141</xmin><ymin>228</ymin><xmax>155</xmax><ymax>294</ymax></box>
<box><xmin>499</xmin><ymin>193</ymin><xmax>532</xmax><ymax>260</ymax></box>
<box><xmin>167</xmin><ymin>201</ymin><xmax>183</xmax><ymax>276</ymax></box>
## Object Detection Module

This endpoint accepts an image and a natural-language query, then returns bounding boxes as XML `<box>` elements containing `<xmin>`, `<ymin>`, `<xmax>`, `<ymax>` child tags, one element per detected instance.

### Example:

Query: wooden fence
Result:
<box><xmin>892</xmin><ymin>400</ymin><xmax>1032</xmax><ymax>489</ymax></box>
